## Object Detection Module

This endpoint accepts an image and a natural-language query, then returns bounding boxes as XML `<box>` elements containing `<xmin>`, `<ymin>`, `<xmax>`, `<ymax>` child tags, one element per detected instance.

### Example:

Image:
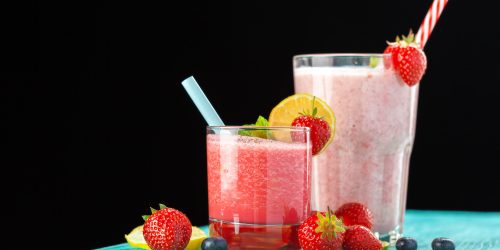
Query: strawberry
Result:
<box><xmin>298</xmin><ymin>208</ymin><xmax>346</xmax><ymax>250</ymax></box>
<box><xmin>291</xmin><ymin>97</ymin><xmax>332</xmax><ymax>155</ymax></box>
<box><xmin>343</xmin><ymin>225</ymin><xmax>382</xmax><ymax>250</ymax></box>
<box><xmin>142</xmin><ymin>204</ymin><xmax>192</xmax><ymax>250</ymax></box>
<box><xmin>334</xmin><ymin>202</ymin><xmax>374</xmax><ymax>230</ymax></box>
<box><xmin>384</xmin><ymin>30</ymin><xmax>427</xmax><ymax>86</ymax></box>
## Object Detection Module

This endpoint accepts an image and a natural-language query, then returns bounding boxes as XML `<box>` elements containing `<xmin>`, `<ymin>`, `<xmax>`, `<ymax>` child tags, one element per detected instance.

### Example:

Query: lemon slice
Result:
<box><xmin>125</xmin><ymin>225</ymin><xmax>207</xmax><ymax>250</ymax></box>
<box><xmin>125</xmin><ymin>225</ymin><xmax>150</xmax><ymax>250</ymax></box>
<box><xmin>185</xmin><ymin>226</ymin><xmax>208</xmax><ymax>250</ymax></box>
<box><xmin>269</xmin><ymin>93</ymin><xmax>336</xmax><ymax>154</ymax></box>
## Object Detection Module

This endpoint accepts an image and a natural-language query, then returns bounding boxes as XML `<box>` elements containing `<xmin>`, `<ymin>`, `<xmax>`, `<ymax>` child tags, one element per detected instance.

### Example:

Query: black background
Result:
<box><xmin>5</xmin><ymin>1</ymin><xmax>500</xmax><ymax>249</ymax></box>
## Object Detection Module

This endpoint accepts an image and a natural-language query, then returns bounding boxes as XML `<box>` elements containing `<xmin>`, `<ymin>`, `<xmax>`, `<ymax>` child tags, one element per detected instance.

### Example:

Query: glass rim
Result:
<box><xmin>207</xmin><ymin>125</ymin><xmax>310</xmax><ymax>132</ymax></box>
<box><xmin>293</xmin><ymin>53</ymin><xmax>390</xmax><ymax>59</ymax></box>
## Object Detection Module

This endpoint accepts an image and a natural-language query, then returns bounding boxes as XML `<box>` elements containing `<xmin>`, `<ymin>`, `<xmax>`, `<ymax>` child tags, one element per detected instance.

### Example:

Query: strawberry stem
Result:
<box><xmin>314</xmin><ymin>207</ymin><xmax>346</xmax><ymax>240</ymax></box>
<box><xmin>297</xmin><ymin>96</ymin><xmax>321</xmax><ymax>118</ymax></box>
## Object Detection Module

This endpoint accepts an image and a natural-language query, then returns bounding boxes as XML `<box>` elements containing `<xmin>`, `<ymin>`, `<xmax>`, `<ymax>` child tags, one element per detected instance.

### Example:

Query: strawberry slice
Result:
<box><xmin>384</xmin><ymin>30</ymin><xmax>427</xmax><ymax>86</ymax></box>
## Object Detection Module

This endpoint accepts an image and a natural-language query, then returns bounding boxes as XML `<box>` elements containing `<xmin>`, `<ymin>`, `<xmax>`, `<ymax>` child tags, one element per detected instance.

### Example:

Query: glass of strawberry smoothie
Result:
<box><xmin>207</xmin><ymin>126</ymin><xmax>312</xmax><ymax>249</ymax></box>
<box><xmin>293</xmin><ymin>54</ymin><xmax>419</xmax><ymax>238</ymax></box>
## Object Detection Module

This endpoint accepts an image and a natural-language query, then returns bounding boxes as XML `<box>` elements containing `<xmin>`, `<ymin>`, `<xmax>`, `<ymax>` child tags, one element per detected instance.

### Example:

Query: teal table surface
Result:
<box><xmin>96</xmin><ymin>209</ymin><xmax>500</xmax><ymax>250</ymax></box>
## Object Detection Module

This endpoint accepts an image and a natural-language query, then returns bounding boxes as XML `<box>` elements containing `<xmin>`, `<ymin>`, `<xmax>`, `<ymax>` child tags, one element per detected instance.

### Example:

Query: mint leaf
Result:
<box><xmin>255</xmin><ymin>116</ymin><xmax>269</xmax><ymax>126</ymax></box>
<box><xmin>369</xmin><ymin>56</ymin><xmax>379</xmax><ymax>68</ymax></box>
<box><xmin>239</xmin><ymin>116</ymin><xmax>269</xmax><ymax>138</ymax></box>
<box><xmin>238</xmin><ymin>126</ymin><xmax>252</xmax><ymax>136</ymax></box>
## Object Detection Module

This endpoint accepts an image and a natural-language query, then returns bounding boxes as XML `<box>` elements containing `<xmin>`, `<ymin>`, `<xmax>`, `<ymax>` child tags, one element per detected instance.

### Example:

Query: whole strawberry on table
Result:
<box><xmin>298</xmin><ymin>202</ymin><xmax>387</xmax><ymax>250</ymax></box>
<box><xmin>142</xmin><ymin>204</ymin><xmax>192</xmax><ymax>250</ymax></box>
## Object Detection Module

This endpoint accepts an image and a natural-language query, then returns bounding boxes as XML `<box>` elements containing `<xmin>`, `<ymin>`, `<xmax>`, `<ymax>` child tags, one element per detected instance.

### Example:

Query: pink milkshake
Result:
<box><xmin>294</xmin><ymin>54</ymin><xmax>419</xmax><ymax>235</ymax></box>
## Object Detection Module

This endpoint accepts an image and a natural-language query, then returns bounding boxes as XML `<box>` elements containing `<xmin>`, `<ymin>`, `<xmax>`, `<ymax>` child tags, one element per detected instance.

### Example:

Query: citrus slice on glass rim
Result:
<box><xmin>268</xmin><ymin>93</ymin><xmax>335</xmax><ymax>154</ymax></box>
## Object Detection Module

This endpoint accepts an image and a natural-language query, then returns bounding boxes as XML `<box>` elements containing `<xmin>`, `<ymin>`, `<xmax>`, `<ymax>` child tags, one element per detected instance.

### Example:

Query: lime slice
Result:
<box><xmin>125</xmin><ymin>225</ymin><xmax>150</xmax><ymax>250</ymax></box>
<box><xmin>269</xmin><ymin>93</ymin><xmax>336</xmax><ymax>154</ymax></box>
<box><xmin>185</xmin><ymin>226</ymin><xmax>208</xmax><ymax>250</ymax></box>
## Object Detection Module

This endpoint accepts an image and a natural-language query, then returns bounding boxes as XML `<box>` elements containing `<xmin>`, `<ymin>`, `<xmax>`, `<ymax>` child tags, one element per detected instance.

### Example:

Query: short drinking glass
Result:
<box><xmin>207</xmin><ymin>126</ymin><xmax>312</xmax><ymax>249</ymax></box>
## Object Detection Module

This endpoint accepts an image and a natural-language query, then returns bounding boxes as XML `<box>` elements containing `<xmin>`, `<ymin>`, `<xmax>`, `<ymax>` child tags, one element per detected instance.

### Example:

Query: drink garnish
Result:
<box><xmin>369</xmin><ymin>56</ymin><xmax>380</xmax><ymax>68</ymax></box>
<box><xmin>269</xmin><ymin>94</ymin><xmax>335</xmax><ymax>155</ymax></box>
<box><xmin>384</xmin><ymin>30</ymin><xmax>427</xmax><ymax>86</ymax></box>
<box><xmin>239</xmin><ymin>115</ymin><xmax>270</xmax><ymax>138</ymax></box>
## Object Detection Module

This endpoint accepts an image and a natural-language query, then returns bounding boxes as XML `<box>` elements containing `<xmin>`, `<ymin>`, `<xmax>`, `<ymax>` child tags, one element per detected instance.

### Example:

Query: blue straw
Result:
<box><xmin>181</xmin><ymin>76</ymin><xmax>225</xmax><ymax>126</ymax></box>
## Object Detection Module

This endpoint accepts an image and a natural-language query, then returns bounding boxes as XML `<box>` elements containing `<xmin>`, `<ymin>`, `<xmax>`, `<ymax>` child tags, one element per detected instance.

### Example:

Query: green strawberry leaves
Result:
<box><xmin>143</xmin><ymin>203</ymin><xmax>167</xmax><ymax>221</ymax></box>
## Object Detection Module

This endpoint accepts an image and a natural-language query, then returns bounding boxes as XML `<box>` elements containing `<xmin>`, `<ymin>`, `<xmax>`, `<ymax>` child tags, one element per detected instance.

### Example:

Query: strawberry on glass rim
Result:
<box><xmin>268</xmin><ymin>94</ymin><xmax>335</xmax><ymax>155</ymax></box>
<box><xmin>291</xmin><ymin>97</ymin><xmax>332</xmax><ymax>155</ymax></box>
<box><xmin>384</xmin><ymin>30</ymin><xmax>427</xmax><ymax>86</ymax></box>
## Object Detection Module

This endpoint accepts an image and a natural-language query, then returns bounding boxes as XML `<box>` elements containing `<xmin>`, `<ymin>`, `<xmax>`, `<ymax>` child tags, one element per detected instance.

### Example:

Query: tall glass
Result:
<box><xmin>293</xmin><ymin>54</ymin><xmax>419</xmax><ymax>237</ymax></box>
<box><xmin>207</xmin><ymin>126</ymin><xmax>312</xmax><ymax>249</ymax></box>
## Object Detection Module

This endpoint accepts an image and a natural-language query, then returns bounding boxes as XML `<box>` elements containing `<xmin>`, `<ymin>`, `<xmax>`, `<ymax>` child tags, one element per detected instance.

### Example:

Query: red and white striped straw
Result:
<box><xmin>415</xmin><ymin>0</ymin><xmax>449</xmax><ymax>48</ymax></box>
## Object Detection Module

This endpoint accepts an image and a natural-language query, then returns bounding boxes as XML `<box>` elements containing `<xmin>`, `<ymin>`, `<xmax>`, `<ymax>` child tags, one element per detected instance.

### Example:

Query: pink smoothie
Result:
<box><xmin>294</xmin><ymin>60</ymin><xmax>419</xmax><ymax>234</ymax></box>
<box><xmin>207</xmin><ymin>134</ymin><xmax>311</xmax><ymax>225</ymax></box>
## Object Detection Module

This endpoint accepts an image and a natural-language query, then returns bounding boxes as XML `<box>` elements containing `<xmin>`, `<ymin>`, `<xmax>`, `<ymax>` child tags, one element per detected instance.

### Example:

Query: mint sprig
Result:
<box><xmin>254</xmin><ymin>115</ymin><xmax>269</xmax><ymax>126</ymax></box>
<box><xmin>239</xmin><ymin>116</ymin><xmax>270</xmax><ymax>138</ymax></box>
<box><xmin>369</xmin><ymin>56</ymin><xmax>380</xmax><ymax>68</ymax></box>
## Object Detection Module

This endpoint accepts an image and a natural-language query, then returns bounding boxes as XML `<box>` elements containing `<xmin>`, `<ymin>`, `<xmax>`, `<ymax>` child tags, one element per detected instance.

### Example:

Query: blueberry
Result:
<box><xmin>396</xmin><ymin>237</ymin><xmax>418</xmax><ymax>250</ymax></box>
<box><xmin>201</xmin><ymin>237</ymin><xmax>228</xmax><ymax>250</ymax></box>
<box><xmin>432</xmin><ymin>237</ymin><xmax>455</xmax><ymax>250</ymax></box>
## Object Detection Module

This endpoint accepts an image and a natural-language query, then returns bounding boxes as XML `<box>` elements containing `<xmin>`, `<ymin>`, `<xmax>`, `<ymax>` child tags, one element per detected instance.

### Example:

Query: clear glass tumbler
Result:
<box><xmin>207</xmin><ymin>126</ymin><xmax>312</xmax><ymax>249</ymax></box>
<box><xmin>294</xmin><ymin>54</ymin><xmax>419</xmax><ymax>238</ymax></box>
